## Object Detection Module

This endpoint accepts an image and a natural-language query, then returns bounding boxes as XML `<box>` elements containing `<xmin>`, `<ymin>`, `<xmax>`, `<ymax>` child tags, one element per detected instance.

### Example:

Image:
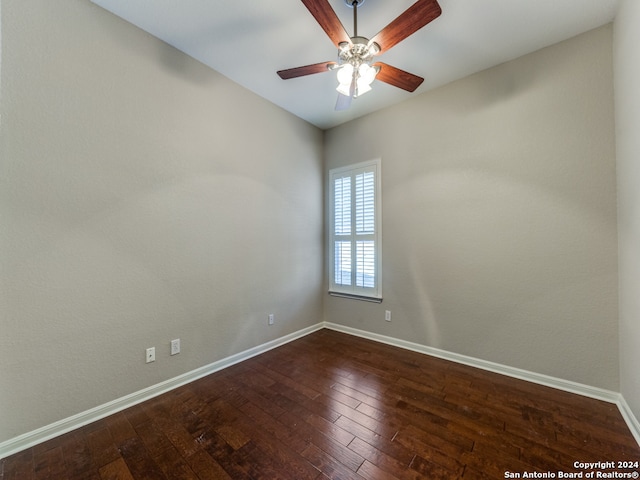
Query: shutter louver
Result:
<box><xmin>355</xmin><ymin>171</ymin><xmax>376</xmax><ymax>288</ymax></box>
<box><xmin>334</xmin><ymin>177</ymin><xmax>351</xmax><ymax>235</ymax></box>
<box><xmin>356</xmin><ymin>172</ymin><xmax>375</xmax><ymax>235</ymax></box>
<box><xmin>356</xmin><ymin>241</ymin><xmax>375</xmax><ymax>288</ymax></box>
<box><xmin>335</xmin><ymin>241</ymin><xmax>352</xmax><ymax>286</ymax></box>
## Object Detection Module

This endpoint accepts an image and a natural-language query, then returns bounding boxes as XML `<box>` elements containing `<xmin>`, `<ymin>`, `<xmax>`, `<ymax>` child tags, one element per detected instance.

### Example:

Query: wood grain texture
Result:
<box><xmin>374</xmin><ymin>62</ymin><xmax>424</xmax><ymax>92</ymax></box>
<box><xmin>2</xmin><ymin>329</ymin><xmax>639</xmax><ymax>479</ymax></box>
<box><xmin>277</xmin><ymin>62</ymin><xmax>336</xmax><ymax>80</ymax></box>
<box><xmin>301</xmin><ymin>0</ymin><xmax>351</xmax><ymax>47</ymax></box>
<box><xmin>371</xmin><ymin>0</ymin><xmax>442</xmax><ymax>54</ymax></box>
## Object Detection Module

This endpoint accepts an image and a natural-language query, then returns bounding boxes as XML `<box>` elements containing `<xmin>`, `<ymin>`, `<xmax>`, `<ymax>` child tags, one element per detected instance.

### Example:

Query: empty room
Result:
<box><xmin>1</xmin><ymin>0</ymin><xmax>640</xmax><ymax>478</ymax></box>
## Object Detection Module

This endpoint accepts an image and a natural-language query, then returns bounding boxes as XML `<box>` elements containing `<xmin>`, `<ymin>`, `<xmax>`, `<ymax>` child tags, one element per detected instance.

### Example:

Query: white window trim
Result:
<box><xmin>328</xmin><ymin>158</ymin><xmax>382</xmax><ymax>302</ymax></box>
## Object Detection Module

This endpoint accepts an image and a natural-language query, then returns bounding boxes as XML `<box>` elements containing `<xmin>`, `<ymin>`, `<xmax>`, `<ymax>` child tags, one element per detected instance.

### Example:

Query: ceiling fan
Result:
<box><xmin>277</xmin><ymin>0</ymin><xmax>442</xmax><ymax>110</ymax></box>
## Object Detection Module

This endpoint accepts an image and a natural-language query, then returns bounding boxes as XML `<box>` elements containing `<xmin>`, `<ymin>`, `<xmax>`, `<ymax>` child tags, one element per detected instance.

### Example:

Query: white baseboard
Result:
<box><xmin>0</xmin><ymin>323</ymin><xmax>324</xmax><ymax>460</ymax></box>
<box><xmin>2</xmin><ymin>321</ymin><xmax>639</xmax><ymax>460</ymax></box>
<box><xmin>324</xmin><ymin>322</ymin><xmax>640</xmax><ymax>447</ymax></box>
<box><xmin>617</xmin><ymin>395</ymin><xmax>640</xmax><ymax>446</ymax></box>
<box><xmin>324</xmin><ymin>323</ymin><xmax>619</xmax><ymax>401</ymax></box>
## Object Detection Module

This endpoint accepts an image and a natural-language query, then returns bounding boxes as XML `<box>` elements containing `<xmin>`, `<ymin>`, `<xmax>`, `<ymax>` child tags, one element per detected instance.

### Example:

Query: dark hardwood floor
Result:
<box><xmin>2</xmin><ymin>329</ymin><xmax>639</xmax><ymax>479</ymax></box>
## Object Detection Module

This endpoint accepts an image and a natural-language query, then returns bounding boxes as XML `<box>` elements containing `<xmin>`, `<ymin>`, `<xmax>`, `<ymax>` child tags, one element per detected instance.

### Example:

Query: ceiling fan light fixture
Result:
<box><xmin>358</xmin><ymin>63</ymin><xmax>378</xmax><ymax>85</ymax></box>
<box><xmin>338</xmin><ymin>41</ymin><xmax>351</xmax><ymax>55</ymax></box>
<box><xmin>338</xmin><ymin>37</ymin><xmax>378</xmax><ymax>65</ymax></box>
<box><xmin>334</xmin><ymin>38</ymin><xmax>380</xmax><ymax>99</ymax></box>
<box><xmin>354</xmin><ymin>64</ymin><xmax>379</xmax><ymax>97</ymax></box>
<box><xmin>336</xmin><ymin>61</ymin><xmax>379</xmax><ymax>98</ymax></box>
<box><xmin>336</xmin><ymin>64</ymin><xmax>354</xmax><ymax>96</ymax></box>
<box><xmin>367</xmin><ymin>41</ymin><xmax>381</xmax><ymax>56</ymax></box>
<box><xmin>336</xmin><ymin>63</ymin><xmax>354</xmax><ymax>85</ymax></box>
<box><xmin>353</xmin><ymin>82</ymin><xmax>371</xmax><ymax>98</ymax></box>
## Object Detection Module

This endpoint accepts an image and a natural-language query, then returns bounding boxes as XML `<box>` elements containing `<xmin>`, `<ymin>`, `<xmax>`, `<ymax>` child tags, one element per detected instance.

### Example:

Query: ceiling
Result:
<box><xmin>90</xmin><ymin>0</ymin><xmax>619</xmax><ymax>130</ymax></box>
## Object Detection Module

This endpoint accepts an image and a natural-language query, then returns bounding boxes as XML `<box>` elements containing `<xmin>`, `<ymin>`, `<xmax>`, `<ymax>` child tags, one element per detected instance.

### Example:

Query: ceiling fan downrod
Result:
<box><xmin>352</xmin><ymin>0</ymin><xmax>358</xmax><ymax>36</ymax></box>
<box><xmin>338</xmin><ymin>0</ymin><xmax>378</xmax><ymax>64</ymax></box>
<box><xmin>345</xmin><ymin>0</ymin><xmax>365</xmax><ymax>37</ymax></box>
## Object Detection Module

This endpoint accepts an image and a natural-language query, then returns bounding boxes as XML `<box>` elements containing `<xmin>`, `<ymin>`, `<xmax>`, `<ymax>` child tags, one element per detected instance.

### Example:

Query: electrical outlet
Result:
<box><xmin>385</xmin><ymin>310</ymin><xmax>391</xmax><ymax>322</ymax></box>
<box><xmin>170</xmin><ymin>339</ymin><xmax>180</xmax><ymax>356</ymax></box>
<box><xmin>146</xmin><ymin>347</ymin><xmax>155</xmax><ymax>363</ymax></box>
<box><xmin>268</xmin><ymin>314</ymin><xmax>274</xmax><ymax>326</ymax></box>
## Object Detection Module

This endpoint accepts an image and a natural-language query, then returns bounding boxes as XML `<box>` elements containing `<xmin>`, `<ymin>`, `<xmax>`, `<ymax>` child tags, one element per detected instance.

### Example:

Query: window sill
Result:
<box><xmin>328</xmin><ymin>291</ymin><xmax>383</xmax><ymax>303</ymax></box>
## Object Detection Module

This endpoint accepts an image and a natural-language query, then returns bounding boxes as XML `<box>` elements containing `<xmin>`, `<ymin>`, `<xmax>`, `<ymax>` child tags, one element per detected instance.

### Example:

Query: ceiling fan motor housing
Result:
<box><xmin>338</xmin><ymin>36</ymin><xmax>380</xmax><ymax>66</ymax></box>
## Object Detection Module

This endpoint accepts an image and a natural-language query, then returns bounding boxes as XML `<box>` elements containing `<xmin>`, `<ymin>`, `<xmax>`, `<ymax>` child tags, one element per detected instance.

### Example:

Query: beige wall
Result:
<box><xmin>324</xmin><ymin>25</ymin><xmax>618</xmax><ymax>390</ymax></box>
<box><xmin>0</xmin><ymin>0</ymin><xmax>323</xmax><ymax>443</ymax></box>
<box><xmin>615</xmin><ymin>0</ymin><xmax>640</xmax><ymax>424</ymax></box>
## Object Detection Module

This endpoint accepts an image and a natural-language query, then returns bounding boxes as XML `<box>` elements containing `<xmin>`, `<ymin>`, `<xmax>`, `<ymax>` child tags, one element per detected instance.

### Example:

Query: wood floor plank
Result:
<box><xmin>2</xmin><ymin>449</ymin><xmax>34</xmax><ymax>480</ymax></box>
<box><xmin>301</xmin><ymin>442</ymin><xmax>366</xmax><ymax>480</ymax></box>
<box><xmin>98</xmin><ymin>457</ymin><xmax>135</xmax><ymax>480</ymax></box>
<box><xmin>185</xmin><ymin>450</ymin><xmax>232</xmax><ymax>480</ymax></box>
<box><xmin>116</xmin><ymin>436</ymin><xmax>167</xmax><ymax>480</ymax></box>
<box><xmin>34</xmin><ymin>445</ymin><xmax>65</xmax><ymax>480</ymax></box>
<box><xmin>252</xmin><ymin>361</ymin><xmax>323</xmax><ymax>400</ymax></box>
<box><xmin>3</xmin><ymin>329</ymin><xmax>639</xmax><ymax>479</ymax></box>
<box><xmin>235</xmin><ymin>397</ymin><xmax>294</xmax><ymax>443</ymax></box>
<box><xmin>61</xmin><ymin>433</ymin><xmax>96</xmax><ymax>479</ymax></box>
<box><xmin>107</xmin><ymin>413</ymin><xmax>138</xmax><ymax>446</ymax></box>
<box><xmin>356</xmin><ymin>459</ymin><xmax>402</xmax><ymax>480</ymax></box>
<box><xmin>151</xmin><ymin>445</ymin><xmax>199</xmax><ymax>480</ymax></box>
<box><xmin>197</xmin><ymin>428</ymin><xmax>252</xmax><ymax>480</ymax></box>
<box><xmin>348</xmin><ymin>436</ymin><xmax>417</xmax><ymax>479</ymax></box>
<box><xmin>86</xmin><ymin>426</ymin><xmax>121</xmax><ymax>470</ymax></box>
<box><xmin>409</xmin><ymin>453</ymin><xmax>461</xmax><ymax>480</ymax></box>
<box><xmin>234</xmin><ymin>418</ymin><xmax>321</xmax><ymax>480</ymax></box>
<box><xmin>133</xmin><ymin>420</ymin><xmax>173</xmax><ymax>458</ymax></box>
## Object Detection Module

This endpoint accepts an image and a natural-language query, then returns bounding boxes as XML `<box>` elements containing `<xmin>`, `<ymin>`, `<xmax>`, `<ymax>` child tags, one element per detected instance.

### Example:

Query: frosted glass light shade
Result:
<box><xmin>337</xmin><ymin>64</ymin><xmax>354</xmax><ymax>85</ymax></box>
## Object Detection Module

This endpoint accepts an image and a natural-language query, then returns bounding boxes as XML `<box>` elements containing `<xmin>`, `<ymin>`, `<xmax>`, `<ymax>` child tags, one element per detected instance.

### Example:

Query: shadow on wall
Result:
<box><xmin>5</xmin><ymin>170</ymin><xmax>315</xmax><ymax>386</ymax></box>
<box><xmin>89</xmin><ymin>2</ymin><xmax>219</xmax><ymax>86</ymax></box>
<box><xmin>90</xmin><ymin>1</ymin><xmax>289</xmax><ymax>87</ymax></box>
<box><xmin>383</xmin><ymin>166</ymin><xmax>617</xmax><ymax>374</ymax></box>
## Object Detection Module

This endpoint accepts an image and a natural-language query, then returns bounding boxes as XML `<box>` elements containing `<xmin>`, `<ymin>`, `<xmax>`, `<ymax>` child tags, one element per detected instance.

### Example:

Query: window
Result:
<box><xmin>329</xmin><ymin>159</ymin><xmax>381</xmax><ymax>301</ymax></box>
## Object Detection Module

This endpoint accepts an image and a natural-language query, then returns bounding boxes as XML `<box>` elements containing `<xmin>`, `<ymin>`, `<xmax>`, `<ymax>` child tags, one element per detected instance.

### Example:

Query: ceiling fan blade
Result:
<box><xmin>277</xmin><ymin>61</ymin><xmax>336</xmax><ymax>80</ymax></box>
<box><xmin>335</xmin><ymin>93</ymin><xmax>353</xmax><ymax>111</ymax></box>
<box><xmin>370</xmin><ymin>0</ymin><xmax>441</xmax><ymax>54</ymax></box>
<box><xmin>301</xmin><ymin>0</ymin><xmax>351</xmax><ymax>47</ymax></box>
<box><xmin>373</xmin><ymin>62</ymin><xmax>424</xmax><ymax>92</ymax></box>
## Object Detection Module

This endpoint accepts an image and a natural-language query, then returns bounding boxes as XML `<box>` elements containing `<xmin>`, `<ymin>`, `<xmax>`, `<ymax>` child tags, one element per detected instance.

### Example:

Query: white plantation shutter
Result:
<box><xmin>334</xmin><ymin>241</ymin><xmax>352</xmax><ymax>286</ymax></box>
<box><xmin>334</xmin><ymin>176</ymin><xmax>351</xmax><ymax>236</ymax></box>
<box><xmin>355</xmin><ymin>172</ymin><xmax>375</xmax><ymax>235</ymax></box>
<box><xmin>356</xmin><ymin>241</ymin><xmax>375</xmax><ymax>288</ymax></box>
<box><xmin>329</xmin><ymin>159</ymin><xmax>381</xmax><ymax>300</ymax></box>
